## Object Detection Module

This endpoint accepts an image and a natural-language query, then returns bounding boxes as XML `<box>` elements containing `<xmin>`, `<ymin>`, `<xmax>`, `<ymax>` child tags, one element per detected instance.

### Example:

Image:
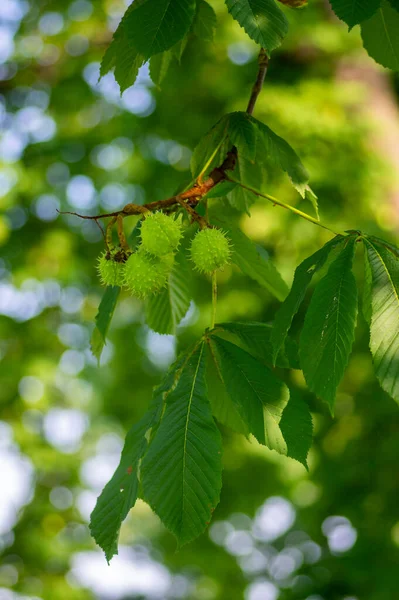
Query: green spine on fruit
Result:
<box><xmin>124</xmin><ymin>249</ymin><xmax>174</xmax><ymax>299</ymax></box>
<box><xmin>190</xmin><ymin>228</ymin><xmax>232</xmax><ymax>274</ymax></box>
<box><xmin>97</xmin><ymin>251</ymin><xmax>126</xmax><ymax>287</ymax></box>
<box><xmin>141</xmin><ymin>211</ymin><xmax>182</xmax><ymax>257</ymax></box>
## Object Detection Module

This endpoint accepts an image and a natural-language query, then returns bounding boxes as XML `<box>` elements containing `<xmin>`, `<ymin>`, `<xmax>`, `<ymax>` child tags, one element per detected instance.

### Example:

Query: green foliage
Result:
<box><xmin>141</xmin><ymin>343</ymin><xmax>223</xmax><ymax>545</ymax></box>
<box><xmin>328</xmin><ymin>0</ymin><xmax>381</xmax><ymax>28</ymax></box>
<box><xmin>90</xmin><ymin>286</ymin><xmax>121</xmax><ymax>362</ymax></box>
<box><xmin>271</xmin><ymin>235</ymin><xmax>345</xmax><ymax>363</ymax></box>
<box><xmin>193</xmin><ymin>0</ymin><xmax>218</xmax><ymax>41</ymax></box>
<box><xmin>100</xmin><ymin>3</ymin><xmax>146</xmax><ymax>92</ymax></box>
<box><xmin>192</xmin><ymin>112</ymin><xmax>315</xmax><ymax>213</ymax></box>
<box><xmin>279</xmin><ymin>391</ymin><xmax>313</xmax><ymax>469</ymax></box>
<box><xmin>123</xmin><ymin>0</ymin><xmax>196</xmax><ymax>60</ymax></box>
<box><xmin>5</xmin><ymin>0</ymin><xmax>399</xmax><ymax>585</ymax></box>
<box><xmin>149</xmin><ymin>51</ymin><xmax>174</xmax><ymax>87</ymax></box>
<box><xmin>145</xmin><ymin>242</ymin><xmax>193</xmax><ymax>334</ymax></box>
<box><xmin>300</xmin><ymin>237</ymin><xmax>358</xmax><ymax>413</ymax></box>
<box><xmin>219</xmin><ymin>220</ymin><xmax>289</xmax><ymax>301</ymax></box>
<box><xmin>364</xmin><ymin>238</ymin><xmax>399</xmax><ymax>404</ymax></box>
<box><xmin>216</xmin><ymin>321</ymin><xmax>300</xmax><ymax>369</ymax></box>
<box><xmin>205</xmin><ymin>342</ymin><xmax>250</xmax><ymax>434</ymax></box>
<box><xmin>208</xmin><ymin>335</ymin><xmax>289</xmax><ymax>453</ymax></box>
<box><xmin>225</xmin><ymin>0</ymin><xmax>289</xmax><ymax>54</ymax></box>
<box><xmin>361</xmin><ymin>1</ymin><xmax>399</xmax><ymax>70</ymax></box>
<box><xmin>249</xmin><ymin>116</ymin><xmax>318</xmax><ymax>215</ymax></box>
<box><xmin>89</xmin><ymin>389</ymin><xmax>163</xmax><ymax>562</ymax></box>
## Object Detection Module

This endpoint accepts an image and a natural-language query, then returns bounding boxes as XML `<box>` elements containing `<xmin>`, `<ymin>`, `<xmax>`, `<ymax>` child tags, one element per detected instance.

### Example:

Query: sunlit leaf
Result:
<box><xmin>364</xmin><ymin>238</ymin><xmax>399</xmax><ymax>404</ymax></box>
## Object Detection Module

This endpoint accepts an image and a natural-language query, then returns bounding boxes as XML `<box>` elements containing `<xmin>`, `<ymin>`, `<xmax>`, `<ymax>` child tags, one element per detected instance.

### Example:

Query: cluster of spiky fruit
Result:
<box><xmin>98</xmin><ymin>213</ymin><xmax>233</xmax><ymax>297</ymax></box>
<box><xmin>190</xmin><ymin>227</ymin><xmax>232</xmax><ymax>274</ymax></box>
<box><xmin>97</xmin><ymin>212</ymin><xmax>182</xmax><ymax>298</ymax></box>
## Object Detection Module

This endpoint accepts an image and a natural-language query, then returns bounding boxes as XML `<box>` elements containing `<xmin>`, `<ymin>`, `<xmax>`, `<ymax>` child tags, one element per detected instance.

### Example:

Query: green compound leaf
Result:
<box><xmin>280</xmin><ymin>390</ymin><xmax>313</xmax><ymax>468</ymax></box>
<box><xmin>209</xmin><ymin>336</ymin><xmax>289</xmax><ymax>454</ymax></box>
<box><xmin>225</xmin><ymin>0</ymin><xmax>288</xmax><ymax>54</ymax></box>
<box><xmin>329</xmin><ymin>0</ymin><xmax>381</xmax><ymax>28</ymax></box>
<box><xmin>123</xmin><ymin>0</ymin><xmax>196</xmax><ymax>60</ymax></box>
<box><xmin>89</xmin><ymin>386</ymin><xmax>163</xmax><ymax>562</ymax></box>
<box><xmin>271</xmin><ymin>235</ymin><xmax>345</xmax><ymax>365</ymax></box>
<box><xmin>300</xmin><ymin>237</ymin><xmax>358</xmax><ymax>413</ymax></box>
<box><xmin>216</xmin><ymin>321</ymin><xmax>300</xmax><ymax>369</ymax></box>
<box><xmin>221</xmin><ymin>222</ymin><xmax>289</xmax><ymax>301</ymax></box>
<box><xmin>364</xmin><ymin>238</ymin><xmax>399</xmax><ymax>404</ymax></box>
<box><xmin>193</xmin><ymin>0</ymin><xmax>217</xmax><ymax>41</ymax></box>
<box><xmin>141</xmin><ymin>343</ymin><xmax>223</xmax><ymax>546</ymax></box>
<box><xmin>145</xmin><ymin>242</ymin><xmax>193</xmax><ymax>335</ymax></box>
<box><xmin>90</xmin><ymin>286</ymin><xmax>121</xmax><ymax>363</ymax></box>
<box><xmin>361</xmin><ymin>1</ymin><xmax>399</xmax><ymax>71</ymax></box>
<box><xmin>205</xmin><ymin>340</ymin><xmax>249</xmax><ymax>435</ymax></box>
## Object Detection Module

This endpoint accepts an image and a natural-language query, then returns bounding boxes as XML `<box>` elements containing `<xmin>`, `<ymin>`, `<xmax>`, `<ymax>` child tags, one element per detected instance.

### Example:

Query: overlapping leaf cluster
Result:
<box><xmin>89</xmin><ymin>0</ymin><xmax>399</xmax><ymax>563</ymax></box>
<box><xmin>100</xmin><ymin>0</ymin><xmax>399</xmax><ymax>95</ymax></box>
<box><xmin>91</xmin><ymin>226</ymin><xmax>399</xmax><ymax>560</ymax></box>
<box><xmin>90</xmin><ymin>322</ymin><xmax>313</xmax><ymax>560</ymax></box>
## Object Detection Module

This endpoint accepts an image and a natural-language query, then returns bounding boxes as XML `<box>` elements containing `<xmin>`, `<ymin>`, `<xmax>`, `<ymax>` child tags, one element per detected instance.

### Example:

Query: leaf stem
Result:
<box><xmin>227</xmin><ymin>177</ymin><xmax>342</xmax><ymax>236</ymax></box>
<box><xmin>211</xmin><ymin>272</ymin><xmax>218</xmax><ymax>329</ymax></box>
<box><xmin>246</xmin><ymin>49</ymin><xmax>269</xmax><ymax>115</ymax></box>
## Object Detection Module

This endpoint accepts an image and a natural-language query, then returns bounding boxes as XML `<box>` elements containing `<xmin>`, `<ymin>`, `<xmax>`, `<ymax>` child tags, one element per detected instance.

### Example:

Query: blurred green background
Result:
<box><xmin>1</xmin><ymin>0</ymin><xmax>399</xmax><ymax>599</ymax></box>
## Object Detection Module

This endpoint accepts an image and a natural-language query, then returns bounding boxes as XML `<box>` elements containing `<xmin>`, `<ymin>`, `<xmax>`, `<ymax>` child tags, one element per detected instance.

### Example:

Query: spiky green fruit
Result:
<box><xmin>190</xmin><ymin>228</ymin><xmax>232</xmax><ymax>274</ymax></box>
<box><xmin>124</xmin><ymin>249</ymin><xmax>174</xmax><ymax>299</ymax></box>
<box><xmin>141</xmin><ymin>212</ymin><xmax>182</xmax><ymax>257</ymax></box>
<box><xmin>97</xmin><ymin>252</ymin><xmax>126</xmax><ymax>287</ymax></box>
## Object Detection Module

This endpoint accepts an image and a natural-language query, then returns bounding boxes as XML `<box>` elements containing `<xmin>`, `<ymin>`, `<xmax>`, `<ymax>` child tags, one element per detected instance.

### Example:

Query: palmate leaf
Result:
<box><xmin>141</xmin><ymin>343</ymin><xmax>223</xmax><ymax>545</ymax></box>
<box><xmin>300</xmin><ymin>237</ymin><xmax>358</xmax><ymax>413</ymax></box>
<box><xmin>225</xmin><ymin>0</ymin><xmax>288</xmax><ymax>54</ymax></box>
<box><xmin>329</xmin><ymin>0</ymin><xmax>381</xmax><ymax>28</ymax></box>
<box><xmin>364</xmin><ymin>238</ymin><xmax>399</xmax><ymax>404</ymax></box>
<box><xmin>193</xmin><ymin>0</ymin><xmax>217</xmax><ymax>41</ymax></box>
<box><xmin>271</xmin><ymin>235</ymin><xmax>345</xmax><ymax>364</ymax></box>
<box><xmin>279</xmin><ymin>390</ymin><xmax>313</xmax><ymax>469</ymax></box>
<box><xmin>216</xmin><ymin>321</ymin><xmax>300</xmax><ymax>369</ymax></box>
<box><xmin>90</xmin><ymin>286</ymin><xmax>120</xmax><ymax>363</ymax></box>
<box><xmin>89</xmin><ymin>384</ymin><xmax>164</xmax><ymax>562</ymax></box>
<box><xmin>361</xmin><ymin>1</ymin><xmax>399</xmax><ymax>71</ymax></box>
<box><xmin>208</xmin><ymin>335</ymin><xmax>289</xmax><ymax>454</ymax></box>
<box><xmin>145</xmin><ymin>241</ymin><xmax>193</xmax><ymax>334</ymax></box>
<box><xmin>123</xmin><ymin>0</ymin><xmax>196</xmax><ymax>60</ymax></box>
